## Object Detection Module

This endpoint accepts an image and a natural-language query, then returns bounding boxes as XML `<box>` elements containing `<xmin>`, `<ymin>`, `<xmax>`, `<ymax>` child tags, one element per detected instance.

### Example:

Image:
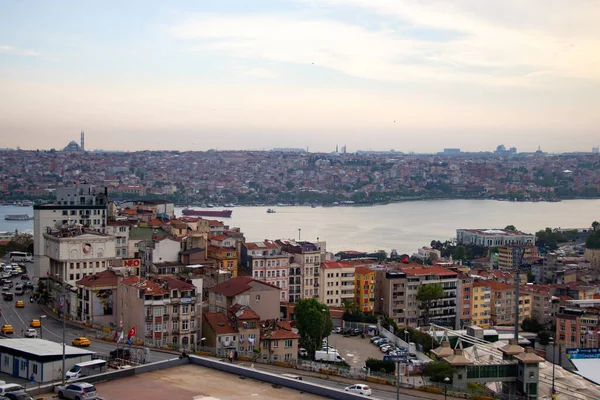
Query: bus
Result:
<box><xmin>66</xmin><ymin>359</ymin><xmax>108</xmax><ymax>380</ymax></box>
<box><xmin>7</xmin><ymin>252</ymin><xmax>32</xmax><ymax>263</ymax></box>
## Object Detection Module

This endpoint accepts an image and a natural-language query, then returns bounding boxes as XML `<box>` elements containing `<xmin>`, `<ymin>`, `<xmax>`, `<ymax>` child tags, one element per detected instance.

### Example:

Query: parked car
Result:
<box><xmin>24</xmin><ymin>329</ymin><xmax>38</xmax><ymax>338</ymax></box>
<box><xmin>57</xmin><ymin>382</ymin><xmax>98</xmax><ymax>399</ymax></box>
<box><xmin>2</xmin><ymin>293</ymin><xmax>13</xmax><ymax>301</ymax></box>
<box><xmin>72</xmin><ymin>336</ymin><xmax>91</xmax><ymax>347</ymax></box>
<box><xmin>370</xmin><ymin>336</ymin><xmax>381</xmax><ymax>343</ymax></box>
<box><xmin>345</xmin><ymin>384</ymin><xmax>372</xmax><ymax>396</ymax></box>
<box><xmin>297</xmin><ymin>347</ymin><xmax>308</xmax><ymax>357</ymax></box>
<box><xmin>5</xmin><ymin>392</ymin><xmax>34</xmax><ymax>400</ymax></box>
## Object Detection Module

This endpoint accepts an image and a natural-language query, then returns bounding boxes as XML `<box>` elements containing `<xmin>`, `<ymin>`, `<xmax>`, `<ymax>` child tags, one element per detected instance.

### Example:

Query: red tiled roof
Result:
<box><xmin>121</xmin><ymin>276</ymin><xmax>168</xmax><ymax>295</ymax></box>
<box><xmin>401</xmin><ymin>266</ymin><xmax>458</xmax><ymax>277</ymax></box>
<box><xmin>210</xmin><ymin>276</ymin><xmax>279</xmax><ymax>297</ymax></box>
<box><xmin>204</xmin><ymin>312</ymin><xmax>236</xmax><ymax>335</ymax></box>
<box><xmin>210</xmin><ymin>234</ymin><xmax>227</xmax><ymax>241</ymax></box>
<box><xmin>76</xmin><ymin>270</ymin><xmax>118</xmax><ymax>287</ymax></box>
<box><xmin>245</xmin><ymin>240</ymin><xmax>279</xmax><ymax>250</ymax></box>
<box><xmin>209</xmin><ymin>220</ymin><xmax>224</xmax><ymax>226</ymax></box>
<box><xmin>262</xmin><ymin>329</ymin><xmax>300</xmax><ymax>340</ymax></box>
<box><xmin>354</xmin><ymin>266</ymin><xmax>374</xmax><ymax>275</ymax></box>
<box><xmin>488</xmin><ymin>281</ymin><xmax>514</xmax><ymax>291</ymax></box>
<box><xmin>159</xmin><ymin>276</ymin><xmax>195</xmax><ymax>290</ymax></box>
<box><xmin>229</xmin><ymin>304</ymin><xmax>260</xmax><ymax>320</ymax></box>
<box><xmin>473</xmin><ymin>280</ymin><xmax>491</xmax><ymax>288</ymax></box>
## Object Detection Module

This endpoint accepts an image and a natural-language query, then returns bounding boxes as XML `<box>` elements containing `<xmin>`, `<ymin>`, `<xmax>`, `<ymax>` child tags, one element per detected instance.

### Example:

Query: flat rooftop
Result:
<box><xmin>0</xmin><ymin>338</ymin><xmax>94</xmax><ymax>357</ymax></box>
<box><xmin>37</xmin><ymin>364</ymin><xmax>323</xmax><ymax>400</ymax></box>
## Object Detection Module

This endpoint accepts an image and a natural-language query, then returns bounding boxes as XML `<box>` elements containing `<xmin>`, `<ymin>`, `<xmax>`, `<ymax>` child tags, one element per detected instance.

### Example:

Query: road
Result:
<box><xmin>0</xmin><ymin>278</ymin><xmax>172</xmax><ymax>363</ymax></box>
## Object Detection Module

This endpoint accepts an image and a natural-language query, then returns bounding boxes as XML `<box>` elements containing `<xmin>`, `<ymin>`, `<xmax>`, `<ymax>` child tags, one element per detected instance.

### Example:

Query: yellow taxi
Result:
<box><xmin>30</xmin><ymin>319</ymin><xmax>41</xmax><ymax>328</ymax></box>
<box><xmin>15</xmin><ymin>300</ymin><xmax>24</xmax><ymax>308</ymax></box>
<box><xmin>1</xmin><ymin>324</ymin><xmax>14</xmax><ymax>334</ymax></box>
<box><xmin>72</xmin><ymin>336</ymin><xmax>91</xmax><ymax>347</ymax></box>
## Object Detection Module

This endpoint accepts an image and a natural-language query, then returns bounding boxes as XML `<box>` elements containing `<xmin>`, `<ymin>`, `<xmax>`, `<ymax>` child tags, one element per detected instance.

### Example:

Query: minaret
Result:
<box><xmin>81</xmin><ymin>130</ymin><xmax>85</xmax><ymax>152</ymax></box>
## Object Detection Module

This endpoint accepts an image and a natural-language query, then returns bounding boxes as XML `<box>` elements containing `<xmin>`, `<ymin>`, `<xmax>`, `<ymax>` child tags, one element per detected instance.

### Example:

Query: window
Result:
<box><xmin>284</xmin><ymin>339</ymin><xmax>292</xmax><ymax>348</ymax></box>
<box><xmin>190</xmin><ymin>319</ymin><xmax>195</xmax><ymax>329</ymax></box>
<box><xmin>273</xmin><ymin>340</ymin><xmax>279</xmax><ymax>348</ymax></box>
<box><xmin>21</xmin><ymin>360</ymin><xmax>26</xmax><ymax>371</ymax></box>
<box><xmin>33</xmin><ymin>364</ymin><xmax>38</xmax><ymax>374</ymax></box>
<box><xmin>255</xmin><ymin>295</ymin><xmax>260</xmax><ymax>302</ymax></box>
<box><xmin>172</xmin><ymin>305</ymin><xmax>178</xmax><ymax>314</ymax></box>
<box><xmin>3</xmin><ymin>356</ymin><xmax>8</xmax><ymax>366</ymax></box>
<box><xmin>155</xmin><ymin>323</ymin><xmax>162</xmax><ymax>332</ymax></box>
<box><xmin>154</xmin><ymin>307</ymin><xmax>163</xmax><ymax>316</ymax></box>
<box><xmin>182</xmin><ymin>304</ymin><xmax>189</xmax><ymax>314</ymax></box>
<box><xmin>145</xmin><ymin>323</ymin><xmax>152</xmax><ymax>332</ymax></box>
<box><xmin>172</xmin><ymin>321</ymin><xmax>178</xmax><ymax>330</ymax></box>
<box><xmin>182</xmin><ymin>320</ymin><xmax>189</xmax><ymax>330</ymax></box>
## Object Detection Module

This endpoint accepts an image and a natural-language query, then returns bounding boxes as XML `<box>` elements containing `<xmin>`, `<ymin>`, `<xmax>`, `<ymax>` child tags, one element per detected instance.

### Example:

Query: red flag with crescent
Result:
<box><xmin>128</xmin><ymin>326</ymin><xmax>136</xmax><ymax>338</ymax></box>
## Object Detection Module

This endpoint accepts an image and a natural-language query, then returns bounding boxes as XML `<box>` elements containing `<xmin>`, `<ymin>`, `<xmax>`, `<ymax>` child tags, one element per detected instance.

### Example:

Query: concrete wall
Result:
<box><xmin>190</xmin><ymin>355</ymin><xmax>368</xmax><ymax>400</ymax></box>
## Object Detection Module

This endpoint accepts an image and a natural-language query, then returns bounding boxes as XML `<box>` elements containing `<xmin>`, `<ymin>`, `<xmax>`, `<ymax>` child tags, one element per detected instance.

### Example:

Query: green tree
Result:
<box><xmin>423</xmin><ymin>361</ymin><xmax>454</xmax><ymax>383</ymax></box>
<box><xmin>286</xmin><ymin>181</ymin><xmax>295</xmax><ymax>190</ymax></box>
<box><xmin>505</xmin><ymin>225</ymin><xmax>517</xmax><ymax>231</ymax></box>
<box><xmin>537</xmin><ymin>330</ymin><xmax>552</xmax><ymax>346</ymax></box>
<box><xmin>586</xmin><ymin>230</ymin><xmax>600</xmax><ymax>249</ymax></box>
<box><xmin>522</xmin><ymin>317</ymin><xmax>543</xmax><ymax>333</ymax></box>
<box><xmin>294</xmin><ymin>298</ymin><xmax>332</xmax><ymax>358</ymax></box>
<box><xmin>452</xmin><ymin>245</ymin><xmax>467</xmax><ymax>261</ymax></box>
<box><xmin>593</xmin><ymin>221</ymin><xmax>600</xmax><ymax>231</ymax></box>
<box><xmin>416</xmin><ymin>284</ymin><xmax>444</xmax><ymax>326</ymax></box>
<box><xmin>427</xmin><ymin>252</ymin><xmax>439</xmax><ymax>265</ymax></box>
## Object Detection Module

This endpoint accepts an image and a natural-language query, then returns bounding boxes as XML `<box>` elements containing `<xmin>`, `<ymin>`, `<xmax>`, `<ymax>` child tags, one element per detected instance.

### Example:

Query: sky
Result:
<box><xmin>1</xmin><ymin>0</ymin><xmax>599</xmax><ymax>153</ymax></box>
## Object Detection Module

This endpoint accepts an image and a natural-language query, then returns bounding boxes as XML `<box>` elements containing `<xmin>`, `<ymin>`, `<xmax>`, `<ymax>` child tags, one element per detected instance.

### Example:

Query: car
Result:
<box><xmin>2</xmin><ymin>293</ymin><xmax>13</xmax><ymax>301</ymax></box>
<box><xmin>19</xmin><ymin>275</ymin><xmax>29</xmax><ymax>281</ymax></box>
<box><xmin>57</xmin><ymin>382</ymin><xmax>98</xmax><ymax>399</ymax></box>
<box><xmin>334</xmin><ymin>327</ymin><xmax>342</xmax><ymax>334</ymax></box>
<box><xmin>345</xmin><ymin>384</ymin><xmax>372</xmax><ymax>396</ymax></box>
<box><xmin>1</xmin><ymin>324</ymin><xmax>13</xmax><ymax>334</ymax></box>
<box><xmin>370</xmin><ymin>336</ymin><xmax>381</xmax><ymax>343</ymax></box>
<box><xmin>1</xmin><ymin>287</ymin><xmax>9</xmax><ymax>293</ymax></box>
<box><xmin>15</xmin><ymin>300</ymin><xmax>24</xmax><ymax>308</ymax></box>
<box><xmin>5</xmin><ymin>392</ymin><xmax>35</xmax><ymax>400</ymax></box>
<box><xmin>72</xmin><ymin>336</ymin><xmax>91</xmax><ymax>347</ymax></box>
<box><xmin>297</xmin><ymin>348</ymin><xmax>308</xmax><ymax>357</ymax></box>
<box><xmin>24</xmin><ymin>328</ymin><xmax>38</xmax><ymax>338</ymax></box>
<box><xmin>109</xmin><ymin>348</ymin><xmax>131</xmax><ymax>360</ymax></box>
<box><xmin>30</xmin><ymin>319</ymin><xmax>40</xmax><ymax>327</ymax></box>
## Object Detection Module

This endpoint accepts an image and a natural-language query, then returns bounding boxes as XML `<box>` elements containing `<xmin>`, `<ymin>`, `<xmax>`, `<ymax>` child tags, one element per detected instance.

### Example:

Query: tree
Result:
<box><xmin>452</xmin><ymin>246</ymin><xmax>467</xmax><ymax>261</ymax></box>
<box><xmin>592</xmin><ymin>221</ymin><xmax>599</xmax><ymax>231</ymax></box>
<box><xmin>521</xmin><ymin>317</ymin><xmax>543</xmax><ymax>333</ymax></box>
<box><xmin>586</xmin><ymin>230</ymin><xmax>600</xmax><ymax>249</ymax></box>
<box><xmin>427</xmin><ymin>252</ymin><xmax>439</xmax><ymax>265</ymax></box>
<box><xmin>416</xmin><ymin>284</ymin><xmax>444</xmax><ymax>326</ymax></box>
<box><xmin>423</xmin><ymin>361</ymin><xmax>454</xmax><ymax>384</ymax></box>
<box><xmin>286</xmin><ymin>181</ymin><xmax>295</xmax><ymax>190</ymax></box>
<box><xmin>505</xmin><ymin>225</ymin><xmax>517</xmax><ymax>231</ymax></box>
<box><xmin>294</xmin><ymin>298</ymin><xmax>332</xmax><ymax>358</ymax></box>
<box><xmin>537</xmin><ymin>330</ymin><xmax>552</xmax><ymax>346</ymax></box>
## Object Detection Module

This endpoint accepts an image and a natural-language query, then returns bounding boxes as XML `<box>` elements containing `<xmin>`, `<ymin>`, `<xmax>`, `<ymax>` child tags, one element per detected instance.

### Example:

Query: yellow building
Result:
<box><xmin>497</xmin><ymin>245</ymin><xmax>537</xmax><ymax>271</ymax></box>
<box><xmin>207</xmin><ymin>245</ymin><xmax>238</xmax><ymax>277</ymax></box>
<box><xmin>354</xmin><ymin>266</ymin><xmax>375</xmax><ymax>314</ymax></box>
<box><xmin>471</xmin><ymin>281</ymin><xmax>491</xmax><ymax>328</ymax></box>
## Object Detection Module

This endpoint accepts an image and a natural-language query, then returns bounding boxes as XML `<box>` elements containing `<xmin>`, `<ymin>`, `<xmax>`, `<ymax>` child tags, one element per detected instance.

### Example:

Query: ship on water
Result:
<box><xmin>181</xmin><ymin>209</ymin><xmax>233</xmax><ymax>218</ymax></box>
<box><xmin>5</xmin><ymin>214</ymin><xmax>34</xmax><ymax>221</ymax></box>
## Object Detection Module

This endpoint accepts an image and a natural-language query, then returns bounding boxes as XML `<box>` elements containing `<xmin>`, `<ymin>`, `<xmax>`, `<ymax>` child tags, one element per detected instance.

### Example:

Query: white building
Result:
<box><xmin>33</xmin><ymin>183</ymin><xmax>108</xmax><ymax>277</ymax></box>
<box><xmin>456</xmin><ymin>229</ymin><xmax>535</xmax><ymax>247</ymax></box>
<box><xmin>318</xmin><ymin>260</ymin><xmax>356</xmax><ymax>306</ymax></box>
<box><xmin>44</xmin><ymin>224</ymin><xmax>116</xmax><ymax>318</ymax></box>
<box><xmin>0</xmin><ymin>339</ymin><xmax>93</xmax><ymax>383</ymax></box>
<box><xmin>107</xmin><ymin>220</ymin><xmax>130</xmax><ymax>258</ymax></box>
<box><xmin>138</xmin><ymin>237</ymin><xmax>181</xmax><ymax>276</ymax></box>
<box><xmin>415</xmin><ymin>247</ymin><xmax>442</xmax><ymax>261</ymax></box>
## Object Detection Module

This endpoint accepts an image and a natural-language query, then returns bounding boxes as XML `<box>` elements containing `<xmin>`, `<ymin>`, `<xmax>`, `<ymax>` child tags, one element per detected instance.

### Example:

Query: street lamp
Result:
<box><xmin>549</xmin><ymin>336</ymin><xmax>557</xmax><ymax>399</ymax></box>
<box><xmin>444</xmin><ymin>377</ymin><xmax>450</xmax><ymax>400</ymax></box>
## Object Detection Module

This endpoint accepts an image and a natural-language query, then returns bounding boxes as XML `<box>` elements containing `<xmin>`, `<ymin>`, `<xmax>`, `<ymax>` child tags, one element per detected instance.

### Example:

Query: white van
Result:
<box><xmin>0</xmin><ymin>383</ymin><xmax>25</xmax><ymax>395</ymax></box>
<box><xmin>7</xmin><ymin>252</ymin><xmax>33</xmax><ymax>262</ymax></box>
<box><xmin>66</xmin><ymin>359</ymin><xmax>107</xmax><ymax>380</ymax></box>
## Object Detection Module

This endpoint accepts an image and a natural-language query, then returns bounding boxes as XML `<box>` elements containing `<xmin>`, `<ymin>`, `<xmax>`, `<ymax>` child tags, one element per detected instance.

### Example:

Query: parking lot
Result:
<box><xmin>324</xmin><ymin>332</ymin><xmax>385</xmax><ymax>369</ymax></box>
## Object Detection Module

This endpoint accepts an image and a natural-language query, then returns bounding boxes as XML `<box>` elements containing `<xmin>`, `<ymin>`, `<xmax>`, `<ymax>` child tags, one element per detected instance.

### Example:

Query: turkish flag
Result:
<box><xmin>128</xmin><ymin>327</ymin><xmax>136</xmax><ymax>338</ymax></box>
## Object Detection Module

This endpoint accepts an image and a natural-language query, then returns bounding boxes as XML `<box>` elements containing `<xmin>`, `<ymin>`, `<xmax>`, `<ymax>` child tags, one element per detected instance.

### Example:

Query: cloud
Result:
<box><xmin>0</xmin><ymin>44</ymin><xmax>41</xmax><ymax>56</ymax></box>
<box><xmin>168</xmin><ymin>1</ymin><xmax>600</xmax><ymax>86</ymax></box>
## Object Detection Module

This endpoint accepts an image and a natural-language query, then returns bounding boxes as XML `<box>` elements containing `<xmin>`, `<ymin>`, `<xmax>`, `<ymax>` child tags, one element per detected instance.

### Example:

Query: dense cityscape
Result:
<box><xmin>1</xmin><ymin>176</ymin><xmax>600</xmax><ymax>399</ymax></box>
<box><xmin>1</xmin><ymin>140</ymin><xmax>600</xmax><ymax>206</ymax></box>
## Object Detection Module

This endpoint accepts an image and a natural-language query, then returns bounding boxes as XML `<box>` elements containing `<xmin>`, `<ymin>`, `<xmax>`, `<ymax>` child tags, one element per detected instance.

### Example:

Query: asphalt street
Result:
<box><xmin>0</xmin><ymin>280</ymin><xmax>172</xmax><ymax>363</ymax></box>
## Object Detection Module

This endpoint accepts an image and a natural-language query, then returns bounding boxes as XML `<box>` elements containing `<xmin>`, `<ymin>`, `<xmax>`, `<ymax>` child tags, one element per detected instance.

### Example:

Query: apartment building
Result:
<box><xmin>555</xmin><ymin>307</ymin><xmax>600</xmax><ymax>349</ymax></box>
<box><xmin>117</xmin><ymin>276</ymin><xmax>201</xmax><ymax>351</ymax></box>
<box><xmin>376</xmin><ymin>266</ymin><xmax>458</xmax><ymax>328</ymax></box>
<box><xmin>75</xmin><ymin>270</ymin><xmax>118</xmax><ymax>326</ymax></box>
<box><xmin>34</xmin><ymin>183</ymin><xmax>108</xmax><ymax>258</ymax></box>
<box><xmin>277</xmin><ymin>240</ymin><xmax>327</xmax><ymax>302</ymax></box>
<box><xmin>497</xmin><ymin>245</ymin><xmax>537</xmax><ymax>271</ymax></box>
<box><xmin>208</xmin><ymin>276</ymin><xmax>281</xmax><ymax>320</ymax></box>
<box><xmin>319</xmin><ymin>261</ymin><xmax>356</xmax><ymax>306</ymax></box>
<box><xmin>202</xmin><ymin>312</ymin><xmax>238</xmax><ymax>356</ymax></box>
<box><xmin>260</xmin><ymin>319</ymin><xmax>300</xmax><ymax>363</ymax></box>
<box><xmin>244</xmin><ymin>240</ymin><xmax>290</xmax><ymax>302</ymax></box>
<box><xmin>489</xmin><ymin>281</ymin><xmax>532</xmax><ymax>327</ymax></box>
<box><xmin>107</xmin><ymin>220</ymin><xmax>130</xmax><ymax>259</ymax></box>
<box><xmin>354</xmin><ymin>266</ymin><xmax>375</xmax><ymax>314</ymax></box>
<box><xmin>456</xmin><ymin>273</ymin><xmax>473</xmax><ymax>329</ymax></box>
<box><xmin>521</xmin><ymin>285</ymin><xmax>559</xmax><ymax>325</ymax></box>
<box><xmin>471</xmin><ymin>281</ymin><xmax>491</xmax><ymax>328</ymax></box>
<box><xmin>456</xmin><ymin>229</ymin><xmax>535</xmax><ymax>247</ymax></box>
<box><xmin>138</xmin><ymin>236</ymin><xmax>181</xmax><ymax>276</ymax></box>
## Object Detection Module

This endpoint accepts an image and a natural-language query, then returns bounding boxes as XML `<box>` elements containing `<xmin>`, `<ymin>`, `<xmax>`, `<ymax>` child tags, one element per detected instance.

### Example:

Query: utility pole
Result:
<box><xmin>396</xmin><ymin>359</ymin><xmax>401</xmax><ymax>400</ymax></box>
<box><xmin>514</xmin><ymin>248</ymin><xmax>525</xmax><ymax>341</ymax></box>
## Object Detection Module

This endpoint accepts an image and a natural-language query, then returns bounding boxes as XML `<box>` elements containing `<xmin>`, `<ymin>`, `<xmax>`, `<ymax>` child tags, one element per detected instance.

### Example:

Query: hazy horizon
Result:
<box><xmin>1</xmin><ymin>1</ymin><xmax>599</xmax><ymax>153</ymax></box>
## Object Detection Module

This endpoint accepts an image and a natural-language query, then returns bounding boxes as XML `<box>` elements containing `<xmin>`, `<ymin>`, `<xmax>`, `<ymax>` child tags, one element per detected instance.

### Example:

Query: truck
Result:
<box><xmin>315</xmin><ymin>350</ymin><xmax>345</xmax><ymax>363</ymax></box>
<box><xmin>65</xmin><ymin>359</ymin><xmax>108</xmax><ymax>380</ymax></box>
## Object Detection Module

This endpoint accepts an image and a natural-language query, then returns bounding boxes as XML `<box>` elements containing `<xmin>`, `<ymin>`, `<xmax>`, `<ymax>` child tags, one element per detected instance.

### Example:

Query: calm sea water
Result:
<box><xmin>2</xmin><ymin>200</ymin><xmax>599</xmax><ymax>254</ymax></box>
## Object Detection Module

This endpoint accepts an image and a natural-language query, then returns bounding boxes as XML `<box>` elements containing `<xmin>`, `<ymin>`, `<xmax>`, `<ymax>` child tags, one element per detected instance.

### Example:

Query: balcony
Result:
<box><xmin>163</xmin><ymin>314</ymin><xmax>170</xmax><ymax>320</ymax></box>
<box><xmin>145</xmin><ymin>332</ymin><xmax>152</xmax><ymax>338</ymax></box>
<box><xmin>172</xmin><ymin>314</ymin><xmax>180</xmax><ymax>321</ymax></box>
<box><xmin>145</xmin><ymin>315</ymin><xmax>153</xmax><ymax>322</ymax></box>
<box><xmin>172</xmin><ymin>328</ymin><xmax>179</xmax><ymax>334</ymax></box>
<box><xmin>313</xmin><ymin>271</ymin><xmax>319</xmax><ymax>277</ymax></box>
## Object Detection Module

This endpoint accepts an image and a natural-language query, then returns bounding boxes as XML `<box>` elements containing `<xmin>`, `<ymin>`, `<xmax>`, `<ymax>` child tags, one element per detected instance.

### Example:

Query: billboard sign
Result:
<box><xmin>123</xmin><ymin>259</ymin><xmax>141</xmax><ymax>268</ymax></box>
<box><xmin>566</xmin><ymin>348</ymin><xmax>600</xmax><ymax>359</ymax></box>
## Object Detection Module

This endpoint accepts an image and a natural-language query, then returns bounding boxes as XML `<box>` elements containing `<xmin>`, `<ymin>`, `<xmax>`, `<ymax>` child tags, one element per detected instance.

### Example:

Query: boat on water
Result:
<box><xmin>181</xmin><ymin>209</ymin><xmax>233</xmax><ymax>218</ymax></box>
<box><xmin>267</xmin><ymin>208</ymin><xmax>276</xmax><ymax>214</ymax></box>
<box><xmin>5</xmin><ymin>214</ymin><xmax>33</xmax><ymax>221</ymax></box>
